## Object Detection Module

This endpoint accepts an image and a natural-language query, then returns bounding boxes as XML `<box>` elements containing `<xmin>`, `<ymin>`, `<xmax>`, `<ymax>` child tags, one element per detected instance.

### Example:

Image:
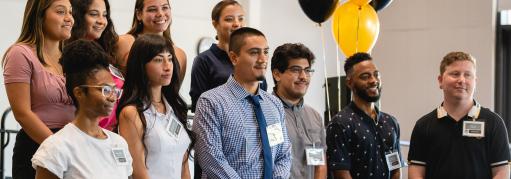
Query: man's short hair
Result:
<box><xmin>344</xmin><ymin>52</ymin><xmax>373</xmax><ymax>76</ymax></box>
<box><xmin>228</xmin><ymin>27</ymin><xmax>265</xmax><ymax>54</ymax></box>
<box><xmin>271</xmin><ymin>43</ymin><xmax>315</xmax><ymax>84</ymax></box>
<box><xmin>440</xmin><ymin>51</ymin><xmax>477</xmax><ymax>75</ymax></box>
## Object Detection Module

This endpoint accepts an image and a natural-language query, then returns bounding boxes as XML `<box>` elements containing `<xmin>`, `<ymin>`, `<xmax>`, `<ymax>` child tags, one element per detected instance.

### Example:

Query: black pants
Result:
<box><xmin>12</xmin><ymin>128</ymin><xmax>60</xmax><ymax>179</ymax></box>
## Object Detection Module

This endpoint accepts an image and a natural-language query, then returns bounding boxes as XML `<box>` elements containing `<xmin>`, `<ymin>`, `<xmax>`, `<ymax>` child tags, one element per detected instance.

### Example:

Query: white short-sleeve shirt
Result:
<box><xmin>32</xmin><ymin>123</ymin><xmax>133</xmax><ymax>179</ymax></box>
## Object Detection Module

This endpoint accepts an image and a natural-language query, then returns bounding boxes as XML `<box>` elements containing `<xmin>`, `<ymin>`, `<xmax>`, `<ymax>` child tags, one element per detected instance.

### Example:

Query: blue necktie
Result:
<box><xmin>248</xmin><ymin>95</ymin><xmax>273</xmax><ymax>179</ymax></box>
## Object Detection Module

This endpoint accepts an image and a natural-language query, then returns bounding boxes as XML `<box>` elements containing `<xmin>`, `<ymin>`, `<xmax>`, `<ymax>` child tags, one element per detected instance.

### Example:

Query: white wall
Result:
<box><xmin>0</xmin><ymin>1</ymin><xmax>28</xmax><ymax>177</ymax></box>
<box><xmin>499</xmin><ymin>0</ymin><xmax>511</xmax><ymax>10</ymax></box>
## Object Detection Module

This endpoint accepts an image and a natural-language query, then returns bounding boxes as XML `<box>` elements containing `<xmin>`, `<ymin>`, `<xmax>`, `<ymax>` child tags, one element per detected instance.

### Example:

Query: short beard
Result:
<box><xmin>353</xmin><ymin>86</ymin><xmax>381</xmax><ymax>103</ymax></box>
<box><xmin>256</xmin><ymin>75</ymin><xmax>265</xmax><ymax>81</ymax></box>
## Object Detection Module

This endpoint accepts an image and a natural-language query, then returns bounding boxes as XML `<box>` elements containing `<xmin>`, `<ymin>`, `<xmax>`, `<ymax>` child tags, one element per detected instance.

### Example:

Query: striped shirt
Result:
<box><xmin>193</xmin><ymin>76</ymin><xmax>292</xmax><ymax>179</ymax></box>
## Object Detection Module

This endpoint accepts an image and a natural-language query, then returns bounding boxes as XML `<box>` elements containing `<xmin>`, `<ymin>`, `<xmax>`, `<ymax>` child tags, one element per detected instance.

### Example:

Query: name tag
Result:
<box><xmin>462</xmin><ymin>121</ymin><xmax>485</xmax><ymax>138</ymax></box>
<box><xmin>306</xmin><ymin>147</ymin><xmax>325</xmax><ymax>166</ymax></box>
<box><xmin>111</xmin><ymin>148</ymin><xmax>129</xmax><ymax>165</ymax></box>
<box><xmin>267</xmin><ymin>122</ymin><xmax>284</xmax><ymax>147</ymax></box>
<box><xmin>166</xmin><ymin>116</ymin><xmax>182</xmax><ymax>138</ymax></box>
<box><xmin>385</xmin><ymin>151</ymin><xmax>401</xmax><ymax>171</ymax></box>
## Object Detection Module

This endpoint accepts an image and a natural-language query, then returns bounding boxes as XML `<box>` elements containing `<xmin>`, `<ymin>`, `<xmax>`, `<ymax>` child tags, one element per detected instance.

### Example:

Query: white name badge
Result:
<box><xmin>385</xmin><ymin>151</ymin><xmax>401</xmax><ymax>171</ymax></box>
<box><xmin>267</xmin><ymin>122</ymin><xmax>284</xmax><ymax>147</ymax></box>
<box><xmin>462</xmin><ymin>121</ymin><xmax>485</xmax><ymax>137</ymax></box>
<box><xmin>166</xmin><ymin>116</ymin><xmax>182</xmax><ymax>138</ymax></box>
<box><xmin>111</xmin><ymin>148</ymin><xmax>129</xmax><ymax>165</ymax></box>
<box><xmin>306</xmin><ymin>148</ymin><xmax>325</xmax><ymax>166</ymax></box>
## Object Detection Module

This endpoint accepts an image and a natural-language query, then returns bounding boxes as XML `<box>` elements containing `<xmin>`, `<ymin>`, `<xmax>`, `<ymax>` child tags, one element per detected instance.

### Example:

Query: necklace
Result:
<box><xmin>43</xmin><ymin>53</ymin><xmax>63</xmax><ymax>76</ymax></box>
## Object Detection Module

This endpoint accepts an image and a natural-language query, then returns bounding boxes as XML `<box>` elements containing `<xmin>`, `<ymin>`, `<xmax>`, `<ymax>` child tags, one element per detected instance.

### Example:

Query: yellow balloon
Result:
<box><xmin>332</xmin><ymin>2</ymin><xmax>379</xmax><ymax>57</ymax></box>
<box><xmin>349</xmin><ymin>0</ymin><xmax>372</xmax><ymax>6</ymax></box>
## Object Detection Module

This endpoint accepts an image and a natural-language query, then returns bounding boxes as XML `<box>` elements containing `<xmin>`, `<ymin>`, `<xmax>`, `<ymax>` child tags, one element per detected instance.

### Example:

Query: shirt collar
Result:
<box><xmin>436</xmin><ymin>100</ymin><xmax>481</xmax><ymax>119</ymax></box>
<box><xmin>210</xmin><ymin>44</ymin><xmax>230</xmax><ymax>62</ymax></box>
<box><xmin>226</xmin><ymin>75</ymin><xmax>263</xmax><ymax>101</ymax></box>
<box><xmin>272</xmin><ymin>91</ymin><xmax>304</xmax><ymax>111</ymax></box>
<box><xmin>348</xmin><ymin>101</ymin><xmax>381</xmax><ymax>122</ymax></box>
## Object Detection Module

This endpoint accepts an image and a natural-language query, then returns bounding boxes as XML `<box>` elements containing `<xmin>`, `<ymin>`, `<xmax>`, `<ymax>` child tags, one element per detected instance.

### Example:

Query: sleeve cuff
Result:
<box><xmin>408</xmin><ymin>160</ymin><xmax>427</xmax><ymax>166</ymax></box>
<box><xmin>490</xmin><ymin>160</ymin><xmax>510</xmax><ymax>167</ymax></box>
<box><xmin>31</xmin><ymin>158</ymin><xmax>64</xmax><ymax>179</ymax></box>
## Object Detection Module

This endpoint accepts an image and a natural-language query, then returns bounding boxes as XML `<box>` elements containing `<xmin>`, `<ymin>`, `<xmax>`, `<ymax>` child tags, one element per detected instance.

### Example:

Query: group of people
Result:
<box><xmin>325</xmin><ymin>51</ymin><xmax>511</xmax><ymax>179</ymax></box>
<box><xmin>1</xmin><ymin>0</ymin><xmax>510</xmax><ymax>179</ymax></box>
<box><xmin>3</xmin><ymin>0</ymin><xmax>191</xmax><ymax>178</ymax></box>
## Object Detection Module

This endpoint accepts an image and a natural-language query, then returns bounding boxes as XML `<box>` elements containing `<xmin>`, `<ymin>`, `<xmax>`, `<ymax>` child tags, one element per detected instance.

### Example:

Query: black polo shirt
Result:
<box><xmin>327</xmin><ymin>102</ymin><xmax>403</xmax><ymax>179</ymax></box>
<box><xmin>408</xmin><ymin>103</ymin><xmax>511</xmax><ymax>179</ymax></box>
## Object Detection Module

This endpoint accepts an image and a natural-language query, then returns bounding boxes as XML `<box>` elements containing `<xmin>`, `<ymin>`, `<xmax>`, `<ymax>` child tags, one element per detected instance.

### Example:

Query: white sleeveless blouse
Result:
<box><xmin>143</xmin><ymin>98</ymin><xmax>191</xmax><ymax>179</ymax></box>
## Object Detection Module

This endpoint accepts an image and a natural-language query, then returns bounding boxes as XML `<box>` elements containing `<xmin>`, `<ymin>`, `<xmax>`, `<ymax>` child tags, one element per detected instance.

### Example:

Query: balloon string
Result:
<box><xmin>337</xmin><ymin>7</ymin><xmax>342</xmax><ymax>113</ymax></box>
<box><xmin>320</xmin><ymin>25</ymin><xmax>331</xmax><ymax>123</ymax></box>
<box><xmin>336</xmin><ymin>33</ymin><xmax>341</xmax><ymax>113</ymax></box>
<box><xmin>356</xmin><ymin>6</ymin><xmax>361</xmax><ymax>53</ymax></box>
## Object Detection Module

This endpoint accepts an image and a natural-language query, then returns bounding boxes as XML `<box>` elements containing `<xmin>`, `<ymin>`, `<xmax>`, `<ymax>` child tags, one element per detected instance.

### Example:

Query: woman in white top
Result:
<box><xmin>117</xmin><ymin>34</ymin><xmax>193</xmax><ymax>179</ymax></box>
<box><xmin>32</xmin><ymin>40</ymin><xmax>132</xmax><ymax>179</ymax></box>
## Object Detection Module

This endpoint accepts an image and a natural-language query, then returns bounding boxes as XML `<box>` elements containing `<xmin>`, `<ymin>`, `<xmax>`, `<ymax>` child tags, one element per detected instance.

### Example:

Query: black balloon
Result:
<box><xmin>370</xmin><ymin>0</ymin><xmax>393</xmax><ymax>12</ymax></box>
<box><xmin>298</xmin><ymin>0</ymin><xmax>339</xmax><ymax>24</ymax></box>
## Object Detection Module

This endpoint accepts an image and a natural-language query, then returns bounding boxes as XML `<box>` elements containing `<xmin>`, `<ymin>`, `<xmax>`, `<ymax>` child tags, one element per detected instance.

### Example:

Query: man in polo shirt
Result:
<box><xmin>271</xmin><ymin>43</ymin><xmax>327</xmax><ymax>179</ymax></box>
<box><xmin>408</xmin><ymin>51</ymin><xmax>511</xmax><ymax>179</ymax></box>
<box><xmin>327</xmin><ymin>52</ymin><xmax>403</xmax><ymax>179</ymax></box>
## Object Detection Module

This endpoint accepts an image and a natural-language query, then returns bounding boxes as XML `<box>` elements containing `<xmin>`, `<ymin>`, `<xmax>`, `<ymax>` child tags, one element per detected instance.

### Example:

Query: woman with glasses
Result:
<box><xmin>2</xmin><ymin>0</ymin><xmax>75</xmax><ymax>178</ymax></box>
<box><xmin>32</xmin><ymin>40</ymin><xmax>132</xmax><ymax>179</ymax></box>
<box><xmin>117</xmin><ymin>34</ymin><xmax>193</xmax><ymax>179</ymax></box>
<box><xmin>67</xmin><ymin>0</ymin><xmax>122</xmax><ymax>131</ymax></box>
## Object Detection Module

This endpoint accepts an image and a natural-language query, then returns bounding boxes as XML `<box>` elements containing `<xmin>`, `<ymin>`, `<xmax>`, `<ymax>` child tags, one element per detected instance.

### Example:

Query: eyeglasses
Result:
<box><xmin>109</xmin><ymin>64</ymin><xmax>125</xmax><ymax>81</ymax></box>
<box><xmin>79</xmin><ymin>85</ymin><xmax>123</xmax><ymax>99</ymax></box>
<box><xmin>286</xmin><ymin>67</ymin><xmax>315</xmax><ymax>76</ymax></box>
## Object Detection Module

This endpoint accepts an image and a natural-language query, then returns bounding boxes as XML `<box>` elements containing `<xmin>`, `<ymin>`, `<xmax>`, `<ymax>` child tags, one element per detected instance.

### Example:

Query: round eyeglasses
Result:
<box><xmin>79</xmin><ymin>85</ymin><xmax>123</xmax><ymax>99</ymax></box>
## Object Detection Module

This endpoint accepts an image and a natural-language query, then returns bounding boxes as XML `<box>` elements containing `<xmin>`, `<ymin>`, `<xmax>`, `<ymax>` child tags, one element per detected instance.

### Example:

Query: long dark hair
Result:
<box><xmin>116</xmin><ymin>34</ymin><xmax>194</xmax><ymax>153</ymax></box>
<box><xmin>67</xmin><ymin>0</ymin><xmax>118</xmax><ymax>64</ymax></box>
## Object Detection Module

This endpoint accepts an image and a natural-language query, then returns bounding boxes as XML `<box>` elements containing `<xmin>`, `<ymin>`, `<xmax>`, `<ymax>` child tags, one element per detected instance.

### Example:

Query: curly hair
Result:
<box><xmin>60</xmin><ymin>40</ymin><xmax>110</xmax><ymax>109</ymax></box>
<box><xmin>344</xmin><ymin>52</ymin><xmax>373</xmax><ymax>76</ymax></box>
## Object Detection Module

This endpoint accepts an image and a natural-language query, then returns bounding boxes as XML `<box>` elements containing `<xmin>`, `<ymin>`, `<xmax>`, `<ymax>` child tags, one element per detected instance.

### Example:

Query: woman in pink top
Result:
<box><xmin>67</xmin><ymin>0</ymin><xmax>122</xmax><ymax>130</ymax></box>
<box><xmin>2</xmin><ymin>0</ymin><xmax>75</xmax><ymax>178</ymax></box>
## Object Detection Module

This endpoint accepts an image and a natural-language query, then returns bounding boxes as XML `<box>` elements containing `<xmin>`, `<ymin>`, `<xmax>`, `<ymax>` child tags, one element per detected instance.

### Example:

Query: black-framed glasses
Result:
<box><xmin>286</xmin><ymin>67</ymin><xmax>315</xmax><ymax>76</ymax></box>
<box><xmin>79</xmin><ymin>85</ymin><xmax>123</xmax><ymax>99</ymax></box>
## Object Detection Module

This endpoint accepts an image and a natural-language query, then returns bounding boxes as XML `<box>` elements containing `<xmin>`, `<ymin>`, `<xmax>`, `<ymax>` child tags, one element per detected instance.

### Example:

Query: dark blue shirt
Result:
<box><xmin>327</xmin><ymin>102</ymin><xmax>403</xmax><ymax>179</ymax></box>
<box><xmin>189</xmin><ymin>44</ymin><xmax>267</xmax><ymax>112</ymax></box>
